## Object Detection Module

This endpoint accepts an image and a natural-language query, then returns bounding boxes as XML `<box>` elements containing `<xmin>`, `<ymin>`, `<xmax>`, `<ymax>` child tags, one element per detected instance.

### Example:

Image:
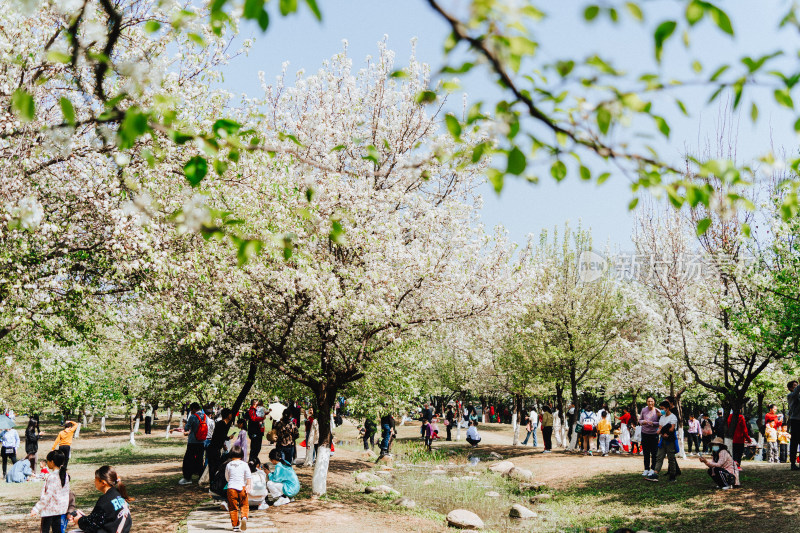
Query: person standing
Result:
<box><xmin>363</xmin><ymin>417</ymin><xmax>377</xmax><ymax>450</ymax></box>
<box><xmin>787</xmin><ymin>380</ymin><xmax>800</xmax><ymax>471</ymax></box>
<box><xmin>445</xmin><ymin>407</ymin><xmax>455</xmax><ymax>441</ymax></box>
<box><xmin>51</xmin><ymin>421</ymin><xmax>80</xmax><ymax>471</ymax></box>
<box><xmin>207</xmin><ymin>408</ymin><xmax>234</xmax><ymax>485</ymax></box>
<box><xmin>176</xmin><ymin>402</ymin><xmax>208</xmax><ymax>485</ymax></box>
<box><xmin>274</xmin><ymin>411</ymin><xmax>299</xmax><ymax>465</ymax></box>
<box><xmin>528</xmin><ymin>406</ymin><xmax>539</xmax><ymax>447</ymax></box>
<box><xmin>726</xmin><ymin>410</ymin><xmax>751</xmax><ymax>469</ymax></box>
<box><xmin>29</xmin><ymin>450</ymin><xmax>70</xmax><ymax>532</ymax></box>
<box><xmin>541</xmin><ymin>406</ymin><xmax>554</xmax><ymax>453</ymax></box>
<box><xmin>144</xmin><ymin>404</ymin><xmax>153</xmax><ymax>435</ymax></box>
<box><xmin>700</xmin><ymin>413</ymin><xmax>714</xmax><ymax>454</ymax></box>
<box><xmin>578</xmin><ymin>404</ymin><xmax>596</xmax><ymax>455</ymax></box>
<box><xmin>25</xmin><ymin>418</ymin><xmax>42</xmax><ymax>461</ymax></box>
<box><xmin>246</xmin><ymin>400</ymin><xmax>266</xmax><ymax>463</ymax></box>
<box><xmin>597</xmin><ymin>411</ymin><xmax>612</xmax><ymax>456</ymax></box>
<box><xmin>713</xmin><ymin>408</ymin><xmax>726</xmax><ymax>439</ymax></box>
<box><xmin>1</xmin><ymin>425</ymin><xmax>20</xmax><ymax>478</ymax></box>
<box><xmin>224</xmin><ymin>445</ymin><xmax>251</xmax><ymax>532</ymax></box>
<box><xmin>378</xmin><ymin>413</ymin><xmax>396</xmax><ymax>458</ymax></box>
<box><xmin>686</xmin><ymin>415</ymin><xmax>701</xmax><ymax>456</ymax></box>
<box><xmin>766</xmin><ymin>420</ymin><xmax>779</xmax><ymax>463</ymax></box>
<box><xmin>639</xmin><ymin>397</ymin><xmax>660</xmax><ymax>477</ymax></box>
<box><xmin>646</xmin><ymin>400</ymin><xmax>679</xmax><ymax>482</ymax></box>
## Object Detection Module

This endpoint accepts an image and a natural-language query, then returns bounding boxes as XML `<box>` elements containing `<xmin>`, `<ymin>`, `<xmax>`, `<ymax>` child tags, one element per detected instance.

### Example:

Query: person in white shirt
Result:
<box><xmin>1</xmin><ymin>427</ymin><xmax>20</xmax><ymax>478</ymax></box>
<box><xmin>647</xmin><ymin>400</ymin><xmax>679</xmax><ymax>483</ymax></box>
<box><xmin>466</xmin><ymin>421</ymin><xmax>481</xmax><ymax>447</ymax></box>
<box><xmin>247</xmin><ymin>459</ymin><xmax>269</xmax><ymax>510</ymax></box>
<box><xmin>225</xmin><ymin>446</ymin><xmax>252</xmax><ymax>532</ymax></box>
<box><xmin>522</xmin><ymin>408</ymin><xmax>539</xmax><ymax>447</ymax></box>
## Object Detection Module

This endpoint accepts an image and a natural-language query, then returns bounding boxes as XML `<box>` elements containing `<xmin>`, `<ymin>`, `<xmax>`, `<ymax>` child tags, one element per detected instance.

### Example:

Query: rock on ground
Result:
<box><xmin>489</xmin><ymin>452</ymin><xmax>503</xmax><ymax>459</ymax></box>
<box><xmin>504</xmin><ymin>467</ymin><xmax>533</xmax><ymax>482</ymax></box>
<box><xmin>355</xmin><ymin>472</ymin><xmax>381</xmax><ymax>484</ymax></box>
<box><xmin>360</xmin><ymin>450</ymin><xmax>377</xmax><ymax>460</ymax></box>
<box><xmin>488</xmin><ymin>461</ymin><xmax>515</xmax><ymax>474</ymax></box>
<box><xmin>392</xmin><ymin>497</ymin><xmax>416</xmax><ymax>508</ymax></box>
<box><xmin>446</xmin><ymin>509</ymin><xmax>484</xmax><ymax>530</ymax></box>
<box><xmin>365</xmin><ymin>484</ymin><xmax>398</xmax><ymax>495</ymax></box>
<box><xmin>485</xmin><ymin>491</ymin><xmax>500</xmax><ymax>498</ymax></box>
<box><xmin>509</xmin><ymin>503</ymin><xmax>537</xmax><ymax>519</ymax></box>
<box><xmin>530</xmin><ymin>493</ymin><xmax>552</xmax><ymax>503</ymax></box>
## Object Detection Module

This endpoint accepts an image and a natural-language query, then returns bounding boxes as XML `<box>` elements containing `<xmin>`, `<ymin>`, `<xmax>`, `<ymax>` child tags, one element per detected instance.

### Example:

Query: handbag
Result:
<box><xmin>266</xmin><ymin>428</ymin><xmax>278</xmax><ymax>443</ymax></box>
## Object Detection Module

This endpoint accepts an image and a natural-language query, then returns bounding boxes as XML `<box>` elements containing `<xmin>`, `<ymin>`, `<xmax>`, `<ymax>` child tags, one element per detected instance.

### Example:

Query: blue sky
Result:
<box><xmin>219</xmin><ymin>1</ymin><xmax>793</xmax><ymax>249</ymax></box>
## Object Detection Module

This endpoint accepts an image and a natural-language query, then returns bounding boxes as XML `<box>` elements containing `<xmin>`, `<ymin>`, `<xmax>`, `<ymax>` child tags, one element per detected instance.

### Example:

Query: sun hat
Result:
<box><xmin>710</xmin><ymin>436</ymin><xmax>725</xmax><ymax>445</ymax></box>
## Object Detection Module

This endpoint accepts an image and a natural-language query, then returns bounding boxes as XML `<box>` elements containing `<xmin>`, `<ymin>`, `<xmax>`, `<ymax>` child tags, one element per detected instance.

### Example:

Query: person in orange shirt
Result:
<box><xmin>597</xmin><ymin>411</ymin><xmax>612</xmax><ymax>456</ymax></box>
<box><xmin>52</xmin><ymin>421</ymin><xmax>80</xmax><ymax>470</ymax></box>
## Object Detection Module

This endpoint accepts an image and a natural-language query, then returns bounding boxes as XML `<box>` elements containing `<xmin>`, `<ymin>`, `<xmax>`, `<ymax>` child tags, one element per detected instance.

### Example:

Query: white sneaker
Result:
<box><xmin>273</xmin><ymin>496</ymin><xmax>290</xmax><ymax>506</ymax></box>
<box><xmin>178</xmin><ymin>478</ymin><xmax>192</xmax><ymax>485</ymax></box>
<box><xmin>257</xmin><ymin>502</ymin><xmax>269</xmax><ymax>510</ymax></box>
<box><xmin>221</xmin><ymin>502</ymin><xmax>229</xmax><ymax>511</ymax></box>
<box><xmin>642</xmin><ymin>470</ymin><xmax>649</xmax><ymax>476</ymax></box>
<box><xmin>240</xmin><ymin>517</ymin><xmax>247</xmax><ymax>531</ymax></box>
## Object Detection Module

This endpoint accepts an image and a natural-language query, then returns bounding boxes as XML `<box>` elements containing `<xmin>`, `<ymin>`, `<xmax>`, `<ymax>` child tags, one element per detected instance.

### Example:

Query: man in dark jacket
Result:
<box><xmin>787</xmin><ymin>381</ymin><xmax>800</xmax><ymax>470</ymax></box>
<box><xmin>713</xmin><ymin>408</ymin><xmax>726</xmax><ymax>439</ymax></box>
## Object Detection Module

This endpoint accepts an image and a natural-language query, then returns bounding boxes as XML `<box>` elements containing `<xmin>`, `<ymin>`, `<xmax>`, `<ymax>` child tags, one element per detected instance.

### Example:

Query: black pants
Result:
<box><xmin>687</xmin><ymin>433</ymin><xmax>700</xmax><ymax>453</ymax></box>
<box><xmin>641</xmin><ymin>433</ymin><xmax>659</xmax><ymax>470</ymax></box>
<box><xmin>57</xmin><ymin>445</ymin><xmax>70</xmax><ymax>471</ymax></box>
<box><xmin>732</xmin><ymin>442</ymin><xmax>744</xmax><ymax>466</ymax></box>
<box><xmin>40</xmin><ymin>515</ymin><xmax>62</xmax><ymax>533</ymax></box>
<box><xmin>791</xmin><ymin>419</ymin><xmax>800</xmax><ymax>466</ymax></box>
<box><xmin>542</xmin><ymin>426</ymin><xmax>553</xmax><ymax>450</ymax></box>
<box><xmin>1</xmin><ymin>448</ymin><xmax>16</xmax><ymax>476</ymax></box>
<box><xmin>466</xmin><ymin>437</ymin><xmax>480</xmax><ymax>447</ymax></box>
<box><xmin>446</xmin><ymin>424</ymin><xmax>452</xmax><ymax>441</ymax></box>
<box><xmin>362</xmin><ymin>435</ymin><xmax>374</xmax><ymax>450</ymax></box>
<box><xmin>249</xmin><ymin>434</ymin><xmax>263</xmax><ymax>462</ymax></box>
<box><xmin>182</xmin><ymin>443</ymin><xmax>205</xmax><ymax>479</ymax></box>
<box><xmin>144</xmin><ymin>416</ymin><xmax>152</xmax><ymax>434</ymax></box>
<box><xmin>277</xmin><ymin>445</ymin><xmax>294</xmax><ymax>464</ymax></box>
<box><xmin>702</xmin><ymin>434</ymin><xmax>712</xmax><ymax>452</ymax></box>
<box><xmin>708</xmin><ymin>466</ymin><xmax>736</xmax><ymax>488</ymax></box>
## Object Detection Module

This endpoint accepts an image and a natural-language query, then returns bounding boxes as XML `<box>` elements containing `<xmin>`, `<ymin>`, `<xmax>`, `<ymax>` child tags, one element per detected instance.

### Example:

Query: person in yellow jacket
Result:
<box><xmin>52</xmin><ymin>421</ymin><xmax>80</xmax><ymax>470</ymax></box>
<box><xmin>597</xmin><ymin>411</ymin><xmax>612</xmax><ymax>456</ymax></box>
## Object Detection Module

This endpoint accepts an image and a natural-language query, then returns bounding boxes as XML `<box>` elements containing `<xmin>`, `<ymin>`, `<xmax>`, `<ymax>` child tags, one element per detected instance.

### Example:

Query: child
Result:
<box><xmin>225</xmin><ymin>445</ymin><xmax>251</xmax><ymax>532</ymax></box>
<box><xmin>779</xmin><ymin>425</ymin><xmax>790</xmax><ymax>463</ymax></box>
<box><xmin>421</xmin><ymin>419</ymin><xmax>432</xmax><ymax>451</ymax></box>
<box><xmin>30</xmin><ymin>450</ymin><xmax>70</xmax><ymax>533</ymax></box>
<box><xmin>230</xmin><ymin>419</ymin><xmax>248</xmax><ymax>459</ymax></box>
<box><xmin>597</xmin><ymin>411</ymin><xmax>612</xmax><ymax>456</ymax></box>
<box><xmin>609</xmin><ymin>430</ymin><xmax>622</xmax><ymax>454</ymax></box>
<box><xmin>247</xmin><ymin>458</ymin><xmax>268</xmax><ymax>510</ymax></box>
<box><xmin>266</xmin><ymin>447</ymin><xmax>300</xmax><ymax>506</ymax></box>
<box><xmin>765</xmin><ymin>420</ymin><xmax>779</xmax><ymax>463</ymax></box>
<box><xmin>34</xmin><ymin>460</ymin><xmax>50</xmax><ymax>481</ymax></box>
<box><xmin>630</xmin><ymin>421</ymin><xmax>641</xmax><ymax>455</ymax></box>
<box><xmin>430</xmin><ymin>416</ymin><xmax>440</xmax><ymax>440</ymax></box>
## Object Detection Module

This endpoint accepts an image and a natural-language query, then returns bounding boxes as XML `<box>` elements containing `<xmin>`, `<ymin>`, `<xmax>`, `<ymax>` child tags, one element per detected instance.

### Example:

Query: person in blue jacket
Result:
<box><xmin>266</xmin><ymin>448</ymin><xmax>299</xmax><ymax>506</ymax></box>
<box><xmin>5</xmin><ymin>453</ymin><xmax>34</xmax><ymax>483</ymax></box>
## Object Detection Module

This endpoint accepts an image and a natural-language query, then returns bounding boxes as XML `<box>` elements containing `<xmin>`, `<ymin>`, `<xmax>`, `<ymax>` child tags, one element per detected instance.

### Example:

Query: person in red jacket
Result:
<box><xmin>247</xmin><ymin>400</ymin><xmax>266</xmax><ymax>462</ymax></box>
<box><xmin>726</xmin><ymin>411</ymin><xmax>751</xmax><ymax>469</ymax></box>
<box><xmin>764</xmin><ymin>404</ymin><xmax>781</xmax><ymax>430</ymax></box>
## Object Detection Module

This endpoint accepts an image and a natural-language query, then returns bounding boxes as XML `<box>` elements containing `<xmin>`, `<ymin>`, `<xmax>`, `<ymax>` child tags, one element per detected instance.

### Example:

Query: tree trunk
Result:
<box><xmin>512</xmin><ymin>394</ymin><xmax>522</xmax><ymax>446</ymax></box>
<box><xmin>129</xmin><ymin>412</ymin><xmax>136</xmax><ymax>446</ymax></box>
<box><xmin>312</xmin><ymin>385</ymin><xmax>337</xmax><ymax>496</ymax></box>
<box><xmin>100</xmin><ymin>416</ymin><xmax>106</xmax><ymax>433</ymax></box>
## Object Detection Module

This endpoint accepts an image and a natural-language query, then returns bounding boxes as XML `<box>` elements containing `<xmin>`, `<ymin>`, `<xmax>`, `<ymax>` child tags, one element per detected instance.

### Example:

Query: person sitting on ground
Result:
<box><xmin>30</xmin><ymin>450</ymin><xmax>70</xmax><ymax>532</ymax></box>
<box><xmin>34</xmin><ymin>459</ymin><xmax>49</xmax><ymax>481</ymax></box>
<box><xmin>248</xmin><ymin>458</ymin><xmax>269</xmax><ymax>510</ymax></box>
<box><xmin>266</xmin><ymin>447</ymin><xmax>300</xmax><ymax>506</ymax></box>
<box><xmin>609</xmin><ymin>430</ymin><xmax>622</xmax><ymax>454</ymax></box>
<box><xmin>224</xmin><ymin>445</ymin><xmax>250</xmax><ymax>532</ymax></box>
<box><xmin>699</xmin><ymin>437</ymin><xmax>740</xmax><ymax>489</ymax></box>
<box><xmin>466</xmin><ymin>420</ymin><xmax>481</xmax><ymax>448</ymax></box>
<box><xmin>6</xmin><ymin>453</ymin><xmax>35</xmax><ymax>483</ymax></box>
<box><xmin>69</xmin><ymin>465</ymin><xmax>132</xmax><ymax>533</ymax></box>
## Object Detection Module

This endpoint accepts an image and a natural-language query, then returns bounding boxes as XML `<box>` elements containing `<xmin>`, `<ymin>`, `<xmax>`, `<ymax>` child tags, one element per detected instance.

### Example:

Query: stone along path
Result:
<box><xmin>186</xmin><ymin>500</ymin><xmax>278</xmax><ymax>533</ymax></box>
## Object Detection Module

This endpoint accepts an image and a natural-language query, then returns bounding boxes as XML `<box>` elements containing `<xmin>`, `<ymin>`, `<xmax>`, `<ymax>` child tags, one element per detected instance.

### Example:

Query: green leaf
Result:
<box><xmin>596</xmin><ymin>107</ymin><xmax>611</xmax><ymax>135</ymax></box>
<box><xmin>184</xmin><ymin>156</ymin><xmax>208</xmax><ymax>186</ymax></box>
<box><xmin>596</xmin><ymin>172</ymin><xmax>611</xmax><ymax>185</ymax></box>
<box><xmin>676</xmin><ymin>99</ymin><xmax>688</xmax><ymax>116</ymax></box>
<box><xmin>794</xmin><ymin>117</ymin><xmax>800</xmax><ymax>132</ymax></box>
<box><xmin>579</xmin><ymin>165</ymin><xmax>591</xmax><ymax>181</ymax></box>
<box><xmin>11</xmin><ymin>89</ymin><xmax>35</xmax><ymax>122</ymax></box>
<box><xmin>257</xmin><ymin>9</ymin><xmax>269</xmax><ymax>30</ymax></box>
<box><xmin>696</xmin><ymin>217</ymin><xmax>712</xmax><ymax>236</ymax></box>
<box><xmin>415</xmin><ymin>90</ymin><xmax>437</xmax><ymax>104</ymax></box>
<box><xmin>775</xmin><ymin>88</ymin><xmax>794</xmax><ymax>109</ymax></box>
<box><xmin>444</xmin><ymin>114</ymin><xmax>462</xmax><ymax>139</ymax></box>
<box><xmin>686</xmin><ymin>0</ymin><xmax>704</xmax><ymax>25</ymax></box>
<box><xmin>305</xmin><ymin>0</ymin><xmax>322</xmax><ymax>20</ymax></box>
<box><xmin>550</xmin><ymin>160</ymin><xmax>567</xmax><ymax>182</ymax></box>
<box><xmin>625</xmin><ymin>2</ymin><xmax>643</xmax><ymax>21</ymax></box>
<box><xmin>243</xmin><ymin>0</ymin><xmax>264</xmax><ymax>18</ymax></box>
<box><xmin>584</xmin><ymin>5</ymin><xmax>600</xmax><ymax>21</ymax></box>
<box><xmin>709</xmin><ymin>6</ymin><xmax>734</xmax><ymax>35</ymax></box>
<box><xmin>212</xmin><ymin>118</ymin><xmax>241</xmax><ymax>137</ymax></box>
<box><xmin>654</xmin><ymin>20</ymin><xmax>677</xmax><ymax>62</ymax></box>
<box><xmin>750</xmin><ymin>102</ymin><xmax>758</xmax><ymax>122</ymax></box>
<box><xmin>47</xmin><ymin>50</ymin><xmax>71</xmax><ymax>64</ymax></box>
<box><xmin>653</xmin><ymin>115</ymin><xmax>670</xmax><ymax>137</ymax></box>
<box><xmin>471</xmin><ymin>142</ymin><xmax>488</xmax><ymax>163</ymax></box>
<box><xmin>331</xmin><ymin>144</ymin><xmax>346</xmax><ymax>152</ymax></box>
<box><xmin>741</xmin><ymin>223</ymin><xmax>751</xmax><ymax>238</ymax></box>
<box><xmin>213</xmin><ymin>159</ymin><xmax>228</xmax><ymax>176</ymax></box>
<box><xmin>555</xmin><ymin>60</ymin><xmax>575</xmax><ymax>77</ymax></box>
<box><xmin>487</xmin><ymin>169</ymin><xmax>504</xmax><ymax>194</ymax></box>
<box><xmin>187</xmin><ymin>33</ymin><xmax>205</xmax><ymax>46</ymax></box>
<box><xmin>59</xmin><ymin>97</ymin><xmax>75</xmax><ymax>126</ymax></box>
<box><xmin>144</xmin><ymin>20</ymin><xmax>161</xmax><ymax>33</ymax></box>
<box><xmin>118</xmin><ymin>108</ymin><xmax>150</xmax><ymax>149</ymax></box>
<box><xmin>237</xmin><ymin>239</ymin><xmax>263</xmax><ymax>266</ymax></box>
<box><xmin>628</xmin><ymin>197</ymin><xmax>639</xmax><ymax>210</ymax></box>
<box><xmin>279</xmin><ymin>0</ymin><xmax>298</xmax><ymax>16</ymax></box>
<box><xmin>362</xmin><ymin>145</ymin><xmax>379</xmax><ymax>166</ymax></box>
<box><xmin>507</xmin><ymin>147</ymin><xmax>526</xmax><ymax>176</ymax></box>
<box><xmin>709</xmin><ymin>64</ymin><xmax>729</xmax><ymax>82</ymax></box>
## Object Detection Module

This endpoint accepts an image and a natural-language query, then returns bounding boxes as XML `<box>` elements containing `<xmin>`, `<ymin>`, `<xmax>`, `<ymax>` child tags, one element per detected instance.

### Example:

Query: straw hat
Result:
<box><xmin>613</xmin><ymin>429</ymin><xmax>621</xmax><ymax>436</ymax></box>
<box><xmin>710</xmin><ymin>436</ymin><xmax>725</xmax><ymax>445</ymax></box>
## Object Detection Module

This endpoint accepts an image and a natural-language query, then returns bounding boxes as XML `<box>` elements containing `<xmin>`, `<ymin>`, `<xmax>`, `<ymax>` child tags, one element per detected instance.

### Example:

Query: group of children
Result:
<box><xmin>764</xmin><ymin>420</ymin><xmax>791</xmax><ymax>463</ymax></box>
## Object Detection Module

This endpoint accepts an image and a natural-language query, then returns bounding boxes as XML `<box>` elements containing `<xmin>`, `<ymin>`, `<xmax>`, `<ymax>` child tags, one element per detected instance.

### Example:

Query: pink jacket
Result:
<box><xmin>706</xmin><ymin>449</ymin><xmax>739</xmax><ymax>486</ymax></box>
<box><xmin>32</xmin><ymin>470</ymin><xmax>70</xmax><ymax>517</ymax></box>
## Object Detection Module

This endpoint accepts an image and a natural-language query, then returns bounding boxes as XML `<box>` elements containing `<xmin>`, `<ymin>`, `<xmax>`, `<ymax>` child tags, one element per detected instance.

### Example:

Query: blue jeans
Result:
<box><xmin>380</xmin><ymin>424</ymin><xmax>392</xmax><ymax>451</ymax></box>
<box><xmin>521</xmin><ymin>427</ymin><xmax>538</xmax><ymax>446</ymax></box>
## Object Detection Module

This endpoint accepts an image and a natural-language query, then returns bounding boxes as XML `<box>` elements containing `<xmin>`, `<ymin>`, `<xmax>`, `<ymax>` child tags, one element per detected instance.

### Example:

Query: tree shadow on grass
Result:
<box><xmin>552</xmin><ymin>466</ymin><xmax>800</xmax><ymax>533</ymax></box>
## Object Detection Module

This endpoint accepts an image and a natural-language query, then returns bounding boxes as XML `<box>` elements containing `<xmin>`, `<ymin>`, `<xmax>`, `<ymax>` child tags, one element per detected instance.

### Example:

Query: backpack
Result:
<box><xmin>582</xmin><ymin>412</ymin><xmax>595</xmax><ymax>432</ymax></box>
<box><xmin>194</xmin><ymin>412</ymin><xmax>209</xmax><ymax>441</ymax></box>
